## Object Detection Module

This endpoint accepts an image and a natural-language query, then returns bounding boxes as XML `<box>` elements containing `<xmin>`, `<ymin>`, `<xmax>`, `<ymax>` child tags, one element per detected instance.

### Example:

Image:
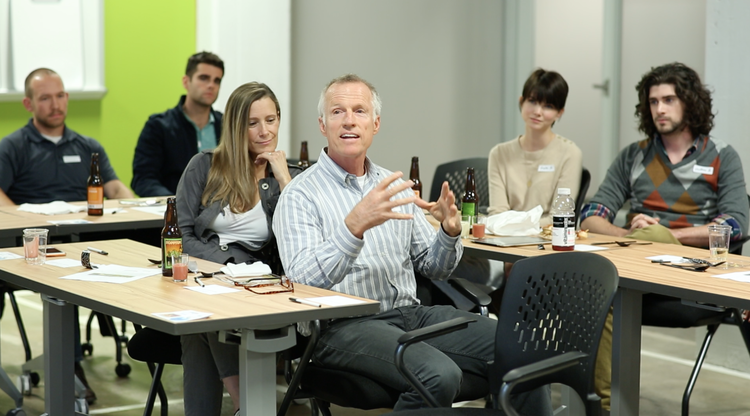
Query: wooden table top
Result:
<box><xmin>0</xmin><ymin>199</ymin><xmax>166</xmax><ymax>240</ymax></box>
<box><xmin>0</xmin><ymin>239</ymin><xmax>380</xmax><ymax>335</ymax></box>
<box><xmin>460</xmin><ymin>231</ymin><xmax>750</xmax><ymax>310</ymax></box>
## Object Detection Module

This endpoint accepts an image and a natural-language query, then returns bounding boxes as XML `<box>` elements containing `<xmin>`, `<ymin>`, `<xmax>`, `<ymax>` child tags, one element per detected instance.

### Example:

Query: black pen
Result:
<box><xmin>194</xmin><ymin>276</ymin><xmax>205</xmax><ymax>287</ymax></box>
<box><xmin>87</xmin><ymin>247</ymin><xmax>108</xmax><ymax>255</ymax></box>
<box><xmin>289</xmin><ymin>297</ymin><xmax>321</xmax><ymax>308</ymax></box>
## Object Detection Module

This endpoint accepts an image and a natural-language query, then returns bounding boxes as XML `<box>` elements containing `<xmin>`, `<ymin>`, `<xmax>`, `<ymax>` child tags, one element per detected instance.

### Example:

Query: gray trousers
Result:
<box><xmin>181</xmin><ymin>331</ymin><xmax>239</xmax><ymax>416</ymax></box>
<box><xmin>314</xmin><ymin>304</ymin><xmax>552</xmax><ymax>413</ymax></box>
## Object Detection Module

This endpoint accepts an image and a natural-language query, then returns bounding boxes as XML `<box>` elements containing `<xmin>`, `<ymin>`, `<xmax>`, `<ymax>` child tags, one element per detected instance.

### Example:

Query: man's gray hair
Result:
<box><xmin>317</xmin><ymin>74</ymin><xmax>382</xmax><ymax>126</ymax></box>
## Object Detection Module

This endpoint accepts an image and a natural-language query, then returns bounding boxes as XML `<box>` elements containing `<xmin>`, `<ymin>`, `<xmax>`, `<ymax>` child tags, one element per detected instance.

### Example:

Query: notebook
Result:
<box><xmin>472</xmin><ymin>236</ymin><xmax>549</xmax><ymax>248</ymax></box>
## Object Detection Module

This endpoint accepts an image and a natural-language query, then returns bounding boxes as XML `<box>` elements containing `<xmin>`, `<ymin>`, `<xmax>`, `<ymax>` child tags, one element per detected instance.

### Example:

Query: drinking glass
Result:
<box><xmin>460</xmin><ymin>215</ymin><xmax>471</xmax><ymax>238</ymax></box>
<box><xmin>23</xmin><ymin>228</ymin><xmax>48</xmax><ymax>265</ymax></box>
<box><xmin>172</xmin><ymin>253</ymin><xmax>189</xmax><ymax>282</ymax></box>
<box><xmin>708</xmin><ymin>225</ymin><xmax>731</xmax><ymax>269</ymax></box>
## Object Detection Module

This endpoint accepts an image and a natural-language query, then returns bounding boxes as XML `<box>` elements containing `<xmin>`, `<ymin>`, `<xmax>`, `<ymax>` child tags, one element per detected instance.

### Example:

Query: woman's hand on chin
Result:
<box><xmin>256</xmin><ymin>150</ymin><xmax>292</xmax><ymax>189</ymax></box>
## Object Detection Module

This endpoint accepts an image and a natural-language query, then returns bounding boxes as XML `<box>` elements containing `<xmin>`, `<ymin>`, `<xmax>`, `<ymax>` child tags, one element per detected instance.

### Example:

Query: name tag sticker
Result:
<box><xmin>62</xmin><ymin>155</ymin><xmax>81</xmax><ymax>164</ymax></box>
<box><xmin>693</xmin><ymin>165</ymin><xmax>714</xmax><ymax>175</ymax></box>
<box><xmin>538</xmin><ymin>165</ymin><xmax>555</xmax><ymax>172</ymax></box>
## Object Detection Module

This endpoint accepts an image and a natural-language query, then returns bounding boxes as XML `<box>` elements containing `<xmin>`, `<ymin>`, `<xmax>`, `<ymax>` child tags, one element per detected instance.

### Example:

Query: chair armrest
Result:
<box><xmin>394</xmin><ymin>316</ymin><xmax>477</xmax><ymax>408</ymax></box>
<box><xmin>499</xmin><ymin>351</ymin><xmax>588</xmax><ymax>416</ymax></box>
<box><xmin>448</xmin><ymin>277</ymin><xmax>492</xmax><ymax>308</ymax></box>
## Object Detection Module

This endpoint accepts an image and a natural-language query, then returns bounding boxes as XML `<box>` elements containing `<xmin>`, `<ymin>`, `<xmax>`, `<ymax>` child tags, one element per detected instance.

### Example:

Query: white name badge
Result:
<box><xmin>693</xmin><ymin>165</ymin><xmax>714</xmax><ymax>175</ymax></box>
<box><xmin>62</xmin><ymin>155</ymin><xmax>82</xmax><ymax>164</ymax></box>
<box><xmin>538</xmin><ymin>164</ymin><xmax>555</xmax><ymax>172</ymax></box>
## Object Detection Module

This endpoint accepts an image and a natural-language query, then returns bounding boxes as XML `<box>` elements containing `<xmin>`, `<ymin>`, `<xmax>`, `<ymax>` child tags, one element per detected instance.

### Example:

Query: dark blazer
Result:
<box><xmin>131</xmin><ymin>95</ymin><xmax>222</xmax><ymax>197</ymax></box>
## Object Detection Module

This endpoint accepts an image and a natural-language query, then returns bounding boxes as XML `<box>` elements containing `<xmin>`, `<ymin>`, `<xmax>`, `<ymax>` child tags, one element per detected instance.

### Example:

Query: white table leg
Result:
<box><xmin>238</xmin><ymin>326</ymin><xmax>296</xmax><ymax>416</ymax></box>
<box><xmin>42</xmin><ymin>294</ymin><xmax>76</xmax><ymax>416</ymax></box>
<box><xmin>611</xmin><ymin>288</ymin><xmax>642</xmax><ymax>416</ymax></box>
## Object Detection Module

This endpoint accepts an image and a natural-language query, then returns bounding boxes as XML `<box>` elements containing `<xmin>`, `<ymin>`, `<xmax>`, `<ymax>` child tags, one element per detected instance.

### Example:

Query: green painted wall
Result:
<box><xmin>0</xmin><ymin>0</ymin><xmax>196</xmax><ymax>194</ymax></box>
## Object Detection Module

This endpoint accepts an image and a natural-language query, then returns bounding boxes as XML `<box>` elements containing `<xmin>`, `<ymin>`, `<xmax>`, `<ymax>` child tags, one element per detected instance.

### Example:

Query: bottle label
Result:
<box><xmin>552</xmin><ymin>215</ymin><xmax>575</xmax><ymax>248</ymax></box>
<box><xmin>162</xmin><ymin>238</ymin><xmax>183</xmax><ymax>270</ymax></box>
<box><xmin>461</xmin><ymin>202</ymin><xmax>476</xmax><ymax>218</ymax></box>
<box><xmin>87</xmin><ymin>186</ymin><xmax>103</xmax><ymax>209</ymax></box>
<box><xmin>414</xmin><ymin>190</ymin><xmax>420</xmax><ymax>199</ymax></box>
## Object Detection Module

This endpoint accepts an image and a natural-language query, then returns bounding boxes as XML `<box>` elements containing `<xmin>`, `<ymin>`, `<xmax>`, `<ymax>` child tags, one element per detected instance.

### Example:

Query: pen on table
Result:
<box><xmin>87</xmin><ymin>247</ymin><xmax>108</xmax><ymax>255</ymax></box>
<box><xmin>194</xmin><ymin>276</ymin><xmax>205</xmax><ymax>287</ymax></box>
<box><xmin>289</xmin><ymin>297</ymin><xmax>321</xmax><ymax>308</ymax></box>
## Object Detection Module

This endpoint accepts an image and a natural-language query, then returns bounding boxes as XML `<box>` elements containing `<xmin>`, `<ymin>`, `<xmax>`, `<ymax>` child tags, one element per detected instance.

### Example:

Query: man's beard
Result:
<box><xmin>37</xmin><ymin>113</ymin><xmax>66</xmax><ymax>130</ymax></box>
<box><xmin>655</xmin><ymin>118</ymin><xmax>686</xmax><ymax>136</ymax></box>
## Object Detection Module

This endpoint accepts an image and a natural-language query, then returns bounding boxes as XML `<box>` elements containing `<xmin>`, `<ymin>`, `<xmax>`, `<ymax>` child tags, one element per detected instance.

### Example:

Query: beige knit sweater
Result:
<box><xmin>487</xmin><ymin>135</ymin><xmax>582</xmax><ymax>226</ymax></box>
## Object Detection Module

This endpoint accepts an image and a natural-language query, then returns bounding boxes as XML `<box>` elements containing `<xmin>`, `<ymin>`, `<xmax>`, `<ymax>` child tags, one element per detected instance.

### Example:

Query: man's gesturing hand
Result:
<box><xmin>345</xmin><ymin>171</ymin><xmax>416</xmax><ymax>239</ymax></box>
<box><xmin>415</xmin><ymin>181</ymin><xmax>461</xmax><ymax>237</ymax></box>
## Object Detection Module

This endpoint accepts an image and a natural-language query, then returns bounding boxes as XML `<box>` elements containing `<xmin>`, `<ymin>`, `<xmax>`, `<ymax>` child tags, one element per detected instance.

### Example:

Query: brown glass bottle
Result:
<box><xmin>461</xmin><ymin>167</ymin><xmax>478</xmax><ymax>222</ymax></box>
<box><xmin>409</xmin><ymin>157</ymin><xmax>422</xmax><ymax>199</ymax></box>
<box><xmin>298</xmin><ymin>141</ymin><xmax>310</xmax><ymax>169</ymax></box>
<box><xmin>161</xmin><ymin>197</ymin><xmax>183</xmax><ymax>277</ymax></box>
<box><xmin>87</xmin><ymin>153</ymin><xmax>104</xmax><ymax>216</ymax></box>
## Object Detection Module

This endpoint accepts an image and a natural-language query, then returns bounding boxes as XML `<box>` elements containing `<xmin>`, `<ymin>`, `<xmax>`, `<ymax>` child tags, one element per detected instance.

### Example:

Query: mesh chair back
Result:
<box><xmin>575</xmin><ymin>167</ymin><xmax>591</xmax><ymax>226</ymax></box>
<box><xmin>429</xmin><ymin>158</ymin><xmax>489</xmax><ymax>213</ymax></box>
<box><xmin>492</xmin><ymin>252</ymin><xmax>618</xmax><ymax>402</ymax></box>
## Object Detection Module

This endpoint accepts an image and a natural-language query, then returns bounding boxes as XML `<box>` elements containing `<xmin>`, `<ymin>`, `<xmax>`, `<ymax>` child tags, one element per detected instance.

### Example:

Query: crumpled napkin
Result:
<box><xmin>18</xmin><ymin>201</ymin><xmax>87</xmax><ymax>215</ymax></box>
<box><xmin>486</xmin><ymin>205</ymin><xmax>543</xmax><ymax>236</ymax></box>
<box><xmin>220</xmin><ymin>261</ymin><xmax>273</xmax><ymax>277</ymax></box>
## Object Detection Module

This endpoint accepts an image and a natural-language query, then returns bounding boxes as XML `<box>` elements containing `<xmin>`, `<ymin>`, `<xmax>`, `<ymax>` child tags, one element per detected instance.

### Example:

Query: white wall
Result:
<box><xmin>290</xmin><ymin>0</ymin><xmax>503</xmax><ymax>196</ymax></box>
<box><xmin>534</xmin><ymin>0</ymin><xmax>604</xmax><ymax>195</ymax></box>
<box><xmin>619</xmin><ymin>0</ymin><xmax>706</xmax><ymax>149</ymax></box>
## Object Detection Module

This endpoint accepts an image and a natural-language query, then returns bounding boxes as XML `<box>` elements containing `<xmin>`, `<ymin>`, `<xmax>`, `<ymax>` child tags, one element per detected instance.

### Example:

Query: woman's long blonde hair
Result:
<box><xmin>201</xmin><ymin>82</ymin><xmax>281</xmax><ymax>212</ymax></box>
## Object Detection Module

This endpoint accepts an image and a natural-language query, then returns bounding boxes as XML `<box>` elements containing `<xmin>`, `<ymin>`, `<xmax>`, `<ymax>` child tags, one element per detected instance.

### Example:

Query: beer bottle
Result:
<box><xmin>461</xmin><ymin>167</ymin><xmax>478</xmax><ymax>224</ymax></box>
<box><xmin>161</xmin><ymin>197</ymin><xmax>183</xmax><ymax>277</ymax></box>
<box><xmin>409</xmin><ymin>156</ymin><xmax>422</xmax><ymax>199</ymax></box>
<box><xmin>298</xmin><ymin>141</ymin><xmax>310</xmax><ymax>169</ymax></box>
<box><xmin>87</xmin><ymin>153</ymin><xmax>104</xmax><ymax>216</ymax></box>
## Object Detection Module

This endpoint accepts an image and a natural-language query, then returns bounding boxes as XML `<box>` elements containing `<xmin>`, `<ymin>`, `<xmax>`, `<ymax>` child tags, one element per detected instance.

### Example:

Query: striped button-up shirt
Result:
<box><xmin>273</xmin><ymin>149</ymin><xmax>463</xmax><ymax>313</ymax></box>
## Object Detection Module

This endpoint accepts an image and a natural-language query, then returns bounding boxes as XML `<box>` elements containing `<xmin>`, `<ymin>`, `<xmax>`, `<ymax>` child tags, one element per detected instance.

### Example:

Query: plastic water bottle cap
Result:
<box><xmin>557</xmin><ymin>188</ymin><xmax>571</xmax><ymax>195</ymax></box>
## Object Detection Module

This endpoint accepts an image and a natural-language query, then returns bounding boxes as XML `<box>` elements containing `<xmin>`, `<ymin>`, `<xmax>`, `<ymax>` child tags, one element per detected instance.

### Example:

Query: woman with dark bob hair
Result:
<box><xmin>176</xmin><ymin>82</ymin><xmax>302</xmax><ymax>416</ymax></box>
<box><xmin>487</xmin><ymin>68</ymin><xmax>582</xmax><ymax>225</ymax></box>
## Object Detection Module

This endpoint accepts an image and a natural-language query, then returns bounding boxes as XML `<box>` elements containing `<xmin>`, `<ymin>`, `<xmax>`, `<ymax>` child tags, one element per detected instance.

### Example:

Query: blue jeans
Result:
<box><xmin>314</xmin><ymin>304</ymin><xmax>552</xmax><ymax>413</ymax></box>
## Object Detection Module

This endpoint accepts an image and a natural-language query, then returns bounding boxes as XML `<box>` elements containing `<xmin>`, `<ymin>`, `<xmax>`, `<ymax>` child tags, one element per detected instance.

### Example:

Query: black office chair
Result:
<box><xmin>429</xmin><ymin>158</ymin><xmax>489</xmax><ymax>214</ymax></box>
<box><xmin>382</xmin><ymin>252</ymin><xmax>619</xmax><ymax>416</ymax></box>
<box><xmin>82</xmin><ymin>312</ymin><xmax>131</xmax><ymax>377</ymax></box>
<box><xmin>278</xmin><ymin>319</ymin><xmax>490</xmax><ymax>416</ymax></box>
<box><xmin>575</xmin><ymin>167</ymin><xmax>591</xmax><ymax>227</ymax></box>
<box><xmin>126</xmin><ymin>326</ymin><xmax>183</xmax><ymax>416</ymax></box>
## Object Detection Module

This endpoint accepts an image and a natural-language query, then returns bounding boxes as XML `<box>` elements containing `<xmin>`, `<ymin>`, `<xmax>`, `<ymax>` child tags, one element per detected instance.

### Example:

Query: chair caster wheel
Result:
<box><xmin>16</xmin><ymin>374</ymin><xmax>31</xmax><ymax>396</ymax></box>
<box><xmin>82</xmin><ymin>343</ymin><xmax>93</xmax><ymax>356</ymax></box>
<box><xmin>30</xmin><ymin>372</ymin><xmax>40</xmax><ymax>387</ymax></box>
<box><xmin>115</xmin><ymin>363</ymin><xmax>131</xmax><ymax>377</ymax></box>
<box><xmin>75</xmin><ymin>397</ymin><xmax>89</xmax><ymax>414</ymax></box>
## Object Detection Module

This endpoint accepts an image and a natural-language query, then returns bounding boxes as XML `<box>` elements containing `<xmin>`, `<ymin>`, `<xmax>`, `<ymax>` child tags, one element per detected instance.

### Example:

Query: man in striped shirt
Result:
<box><xmin>274</xmin><ymin>74</ymin><xmax>551</xmax><ymax>413</ymax></box>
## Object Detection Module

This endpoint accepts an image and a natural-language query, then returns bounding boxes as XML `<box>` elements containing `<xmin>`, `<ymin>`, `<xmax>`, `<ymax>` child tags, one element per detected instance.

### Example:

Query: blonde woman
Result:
<box><xmin>176</xmin><ymin>82</ymin><xmax>302</xmax><ymax>416</ymax></box>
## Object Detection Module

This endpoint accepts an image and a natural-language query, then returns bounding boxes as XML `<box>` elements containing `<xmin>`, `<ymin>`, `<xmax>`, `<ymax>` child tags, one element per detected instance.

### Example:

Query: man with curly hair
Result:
<box><xmin>581</xmin><ymin>62</ymin><xmax>748</xmax><ymax>247</ymax></box>
<box><xmin>579</xmin><ymin>62</ymin><xmax>749</xmax><ymax>412</ymax></box>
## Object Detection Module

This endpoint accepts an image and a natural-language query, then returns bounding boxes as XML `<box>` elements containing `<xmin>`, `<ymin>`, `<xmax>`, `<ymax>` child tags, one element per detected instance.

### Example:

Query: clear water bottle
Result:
<box><xmin>551</xmin><ymin>188</ymin><xmax>575</xmax><ymax>251</ymax></box>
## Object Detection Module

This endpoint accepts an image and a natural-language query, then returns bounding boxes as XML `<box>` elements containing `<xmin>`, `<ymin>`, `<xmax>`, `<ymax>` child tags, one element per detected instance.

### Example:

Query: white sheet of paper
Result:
<box><xmin>711</xmin><ymin>271</ymin><xmax>750</xmax><ymax>283</ymax></box>
<box><xmin>184</xmin><ymin>285</ymin><xmax>242</xmax><ymax>295</ymax></box>
<box><xmin>48</xmin><ymin>219</ymin><xmax>93</xmax><ymax>225</ymax></box>
<box><xmin>0</xmin><ymin>252</ymin><xmax>23</xmax><ymax>260</ymax></box>
<box><xmin>152</xmin><ymin>310</ymin><xmax>212</xmax><ymax>322</ymax></box>
<box><xmin>574</xmin><ymin>244</ymin><xmax>608</xmax><ymax>252</ymax></box>
<box><xmin>59</xmin><ymin>265</ymin><xmax>161</xmax><ymax>284</ymax></box>
<box><xmin>46</xmin><ymin>259</ymin><xmax>84</xmax><ymax>268</ymax></box>
<box><xmin>133</xmin><ymin>206</ymin><xmax>168</xmax><ymax>216</ymax></box>
<box><xmin>308</xmin><ymin>295</ymin><xmax>367</xmax><ymax>306</ymax></box>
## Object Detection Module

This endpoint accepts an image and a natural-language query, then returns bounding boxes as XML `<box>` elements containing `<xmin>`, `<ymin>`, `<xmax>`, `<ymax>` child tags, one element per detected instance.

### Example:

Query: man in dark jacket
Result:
<box><xmin>131</xmin><ymin>52</ymin><xmax>224</xmax><ymax>196</ymax></box>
